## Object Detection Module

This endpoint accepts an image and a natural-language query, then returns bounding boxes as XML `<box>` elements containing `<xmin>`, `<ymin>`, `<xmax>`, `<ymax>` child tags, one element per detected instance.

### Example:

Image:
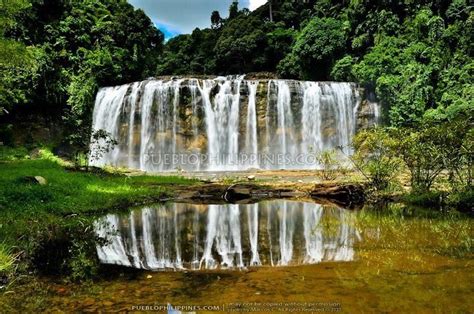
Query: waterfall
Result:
<box><xmin>247</xmin><ymin>203</ymin><xmax>261</xmax><ymax>266</ymax></box>
<box><xmin>200</xmin><ymin>205</ymin><xmax>218</xmax><ymax>269</ymax></box>
<box><xmin>171</xmin><ymin>80</ymin><xmax>183</xmax><ymax>157</ymax></box>
<box><xmin>90</xmin><ymin>84</ymin><xmax>129</xmax><ymax>167</ymax></box>
<box><xmin>128</xmin><ymin>210</ymin><xmax>142</xmax><ymax>268</ymax></box>
<box><xmin>95</xmin><ymin>201</ymin><xmax>360</xmax><ymax>271</ymax></box>
<box><xmin>201</xmin><ymin>77</ymin><xmax>243</xmax><ymax>170</ymax></box>
<box><xmin>191</xmin><ymin>206</ymin><xmax>200</xmax><ymax>270</ymax></box>
<box><xmin>90</xmin><ymin>77</ymin><xmax>369</xmax><ymax>171</ymax></box>
<box><xmin>127</xmin><ymin>82</ymin><xmax>141</xmax><ymax>168</ymax></box>
<box><xmin>303</xmin><ymin>203</ymin><xmax>324</xmax><ymax>263</ymax></box>
<box><xmin>278</xmin><ymin>201</ymin><xmax>296</xmax><ymax>266</ymax></box>
<box><xmin>301</xmin><ymin>82</ymin><xmax>323</xmax><ymax>156</ymax></box>
<box><xmin>275</xmin><ymin>80</ymin><xmax>296</xmax><ymax>160</ymax></box>
<box><xmin>245</xmin><ymin>81</ymin><xmax>259</xmax><ymax>168</ymax></box>
<box><xmin>141</xmin><ymin>207</ymin><xmax>160</xmax><ymax>269</ymax></box>
<box><xmin>95</xmin><ymin>214</ymin><xmax>131</xmax><ymax>267</ymax></box>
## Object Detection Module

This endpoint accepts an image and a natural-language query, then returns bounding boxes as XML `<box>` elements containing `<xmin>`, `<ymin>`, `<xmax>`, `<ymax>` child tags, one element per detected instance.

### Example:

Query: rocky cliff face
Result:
<box><xmin>90</xmin><ymin>77</ymin><xmax>380</xmax><ymax>171</ymax></box>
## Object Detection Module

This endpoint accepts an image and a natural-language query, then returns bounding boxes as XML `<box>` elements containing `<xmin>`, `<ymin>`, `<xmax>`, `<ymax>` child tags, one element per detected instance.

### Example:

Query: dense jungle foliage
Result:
<box><xmin>1</xmin><ymin>0</ymin><xmax>472</xmax><ymax>138</ymax></box>
<box><xmin>159</xmin><ymin>0</ymin><xmax>472</xmax><ymax>127</ymax></box>
<box><xmin>0</xmin><ymin>0</ymin><xmax>163</xmax><ymax>150</ymax></box>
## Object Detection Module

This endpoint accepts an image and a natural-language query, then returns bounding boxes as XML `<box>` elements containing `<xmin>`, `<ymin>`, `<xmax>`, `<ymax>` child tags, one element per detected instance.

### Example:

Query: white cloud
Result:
<box><xmin>248</xmin><ymin>0</ymin><xmax>267</xmax><ymax>10</ymax></box>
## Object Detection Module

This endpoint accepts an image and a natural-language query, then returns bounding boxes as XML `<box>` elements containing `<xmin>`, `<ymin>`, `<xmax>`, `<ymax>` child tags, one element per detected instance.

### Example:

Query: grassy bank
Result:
<box><xmin>0</xmin><ymin>147</ymin><xmax>199</xmax><ymax>275</ymax></box>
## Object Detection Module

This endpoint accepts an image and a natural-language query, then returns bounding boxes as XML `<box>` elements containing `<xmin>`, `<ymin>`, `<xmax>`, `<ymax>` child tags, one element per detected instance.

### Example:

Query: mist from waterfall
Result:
<box><xmin>94</xmin><ymin>201</ymin><xmax>359</xmax><ymax>271</ymax></box>
<box><xmin>90</xmin><ymin>77</ymin><xmax>373</xmax><ymax>171</ymax></box>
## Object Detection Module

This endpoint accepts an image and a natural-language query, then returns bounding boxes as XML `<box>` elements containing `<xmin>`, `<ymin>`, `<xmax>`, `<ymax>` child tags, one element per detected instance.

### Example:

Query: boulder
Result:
<box><xmin>310</xmin><ymin>184</ymin><xmax>364</xmax><ymax>208</ymax></box>
<box><xmin>22</xmin><ymin>176</ymin><xmax>47</xmax><ymax>185</ymax></box>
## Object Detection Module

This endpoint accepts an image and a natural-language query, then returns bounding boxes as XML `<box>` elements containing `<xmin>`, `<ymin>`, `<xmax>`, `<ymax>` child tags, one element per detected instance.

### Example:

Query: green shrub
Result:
<box><xmin>402</xmin><ymin>191</ymin><xmax>445</xmax><ymax>207</ymax></box>
<box><xmin>397</xmin><ymin>114</ymin><xmax>473</xmax><ymax>193</ymax></box>
<box><xmin>351</xmin><ymin>128</ymin><xmax>402</xmax><ymax>192</ymax></box>
<box><xmin>316</xmin><ymin>149</ymin><xmax>344</xmax><ymax>181</ymax></box>
<box><xmin>448</xmin><ymin>187</ymin><xmax>474</xmax><ymax>212</ymax></box>
<box><xmin>0</xmin><ymin>124</ymin><xmax>14</xmax><ymax>146</ymax></box>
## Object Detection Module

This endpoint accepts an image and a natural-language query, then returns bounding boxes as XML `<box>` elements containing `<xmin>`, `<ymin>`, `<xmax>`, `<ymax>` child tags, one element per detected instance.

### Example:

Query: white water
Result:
<box><xmin>90</xmin><ymin>77</ymin><xmax>371</xmax><ymax>171</ymax></box>
<box><xmin>245</xmin><ymin>81</ymin><xmax>259</xmax><ymax>168</ymax></box>
<box><xmin>95</xmin><ymin>201</ymin><xmax>360</xmax><ymax>271</ymax></box>
<box><xmin>247</xmin><ymin>203</ymin><xmax>261</xmax><ymax>266</ymax></box>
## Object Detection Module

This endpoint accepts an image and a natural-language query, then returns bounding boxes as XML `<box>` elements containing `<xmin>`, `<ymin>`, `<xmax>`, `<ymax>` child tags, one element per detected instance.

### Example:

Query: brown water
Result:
<box><xmin>1</xmin><ymin>201</ymin><xmax>473</xmax><ymax>313</ymax></box>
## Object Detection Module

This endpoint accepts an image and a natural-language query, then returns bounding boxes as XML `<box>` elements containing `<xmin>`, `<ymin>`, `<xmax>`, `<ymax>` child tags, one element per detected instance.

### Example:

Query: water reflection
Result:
<box><xmin>95</xmin><ymin>201</ymin><xmax>360</xmax><ymax>271</ymax></box>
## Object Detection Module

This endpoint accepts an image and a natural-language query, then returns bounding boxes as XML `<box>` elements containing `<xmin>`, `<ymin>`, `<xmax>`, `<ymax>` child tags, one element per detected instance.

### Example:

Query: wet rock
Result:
<box><xmin>35</xmin><ymin>176</ymin><xmax>47</xmax><ymax>185</ymax></box>
<box><xmin>177</xmin><ymin>191</ymin><xmax>200</xmax><ymax>199</ymax></box>
<box><xmin>224</xmin><ymin>184</ymin><xmax>298</xmax><ymax>202</ymax></box>
<box><xmin>311</xmin><ymin>184</ymin><xmax>365</xmax><ymax>208</ymax></box>
<box><xmin>356</xmin><ymin>99</ymin><xmax>380</xmax><ymax>130</ymax></box>
<box><xmin>226</xmin><ymin>186</ymin><xmax>252</xmax><ymax>199</ymax></box>
<box><xmin>245</xmin><ymin>72</ymin><xmax>278</xmax><ymax>80</ymax></box>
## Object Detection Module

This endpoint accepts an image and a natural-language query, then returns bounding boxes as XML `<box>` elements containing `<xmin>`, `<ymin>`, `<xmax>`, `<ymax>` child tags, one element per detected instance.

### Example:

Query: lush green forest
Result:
<box><xmin>1</xmin><ymin>0</ymin><xmax>472</xmax><ymax>132</ymax></box>
<box><xmin>1</xmin><ymin>0</ymin><xmax>163</xmax><ymax>151</ymax></box>
<box><xmin>159</xmin><ymin>0</ymin><xmax>472</xmax><ymax>126</ymax></box>
<box><xmin>0</xmin><ymin>0</ymin><xmax>472</xmax><ymax>201</ymax></box>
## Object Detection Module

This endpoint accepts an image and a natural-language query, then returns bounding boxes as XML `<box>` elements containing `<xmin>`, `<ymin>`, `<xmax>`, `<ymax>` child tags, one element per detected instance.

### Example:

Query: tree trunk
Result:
<box><xmin>269</xmin><ymin>1</ymin><xmax>273</xmax><ymax>22</ymax></box>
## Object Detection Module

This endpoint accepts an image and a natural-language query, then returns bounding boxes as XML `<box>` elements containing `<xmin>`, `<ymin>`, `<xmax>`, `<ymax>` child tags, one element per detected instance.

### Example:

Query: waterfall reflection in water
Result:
<box><xmin>95</xmin><ymin>201</ymin><xmax>360</xmax><ymax>271</ymax></box>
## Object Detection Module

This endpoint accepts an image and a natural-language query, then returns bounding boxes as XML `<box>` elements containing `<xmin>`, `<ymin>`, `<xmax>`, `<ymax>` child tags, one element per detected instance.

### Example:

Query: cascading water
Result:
<box><xmin>270</xmin><ymin>80</ymin><xmax>298</xmax><ymax>163</ymax></box>
<box><xmin>245</xmin><ymin>81</ymin><xmax>259</xmax><ymax>168</ymax></box>
<box><xmin>90</xmin><ymin>77</ymin><xmax>376</xmax><ymax>171</ymax></box>
<box><xmin>94</xmin><ymin>201</ymin><xmax>360</xmax><ymax>271</ymax></box>
<box><xmin>201</xmin><ymin>77</ymin><xmax>244</xmax><ymax>170</ymax></box>
<box><xmin>247</xmin><ymin>203</ymin><xmax>261</xmax><ymax>266</ymax></box>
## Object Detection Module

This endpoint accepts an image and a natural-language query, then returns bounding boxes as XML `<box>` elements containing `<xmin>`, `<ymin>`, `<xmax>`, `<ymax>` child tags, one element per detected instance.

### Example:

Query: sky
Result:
<box><xmin>128</xmin><ymin>0</ymin><xmax>268</xmax><ymax>39</ymax></box>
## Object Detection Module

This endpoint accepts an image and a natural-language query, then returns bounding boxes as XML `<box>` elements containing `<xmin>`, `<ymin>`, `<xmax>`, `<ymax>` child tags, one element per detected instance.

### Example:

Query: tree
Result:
<box><xmin>211</xmin><ymin>10</ymin><xmax>222</xmax><ymax>29</ymax></box>
<box><xmin>266</xmin><ymin>24</ymin><xmax>296</xmax><ymax>72</ymax></box>
<box><xmin>0</xmin><ymin>0</ymin><xmax>34</xmax><ymax>115</ymax></box>
<box><xmin>229</xmin><ymin>1</ymin><xmax>239</xmax><ymax>20</ymax></box>
<box><xmin>269</xmin><ymin>0</ymin><xmax>273</xmax><ymax>22</ymax></box>
<box><xmin>397</xmin><ymin>128</ymin><xmax>445</xmax><ymax>193</ymax></box>
<box><xmin>331</xmin><ymin>55</ymin><xmax>355</xmax><ymax>81</ymax></box>
<box><xmin>398</xmin><ymin>112</ymin><xmax>474</xmax><ymax>193</ymax></box>
<box><xmin>86</xmin><ymin>129</ymin><xmax>118</xmax><ymax>169</ymax></box>
<box><xmin>2</xmin><ymin>0</ymin><xmax>164</xmax><ymax>152</ymax></box>
<box><xmin>214</xmin><ymin>14</ymin><xmax>268</xmax><ymax>73</ymax></box>
<box><xmin>316</xmin><ymin>149</ymin><xmax>344</xmax><ymax>181</ymax></box>
<box><xmin>351</xmin><ymin>128</ymin><xmax>402</xmax><ymax>192</ymax></box>
<box><xmin>281</xmin><ymin>17</ymin><xmax>347</xmax><ymax>80</ymax></box>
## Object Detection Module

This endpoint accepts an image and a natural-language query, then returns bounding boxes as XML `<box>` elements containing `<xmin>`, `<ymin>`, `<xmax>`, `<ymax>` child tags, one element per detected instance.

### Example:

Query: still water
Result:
<box><xmin>1</xmin><ymin>200</ymin><xmax>473</xmax><ymax>313</ymax></box>
<box><xmin>95</xmin><ymin>201</ymin><xmax>358</xmax><ymax>271</ymax></box>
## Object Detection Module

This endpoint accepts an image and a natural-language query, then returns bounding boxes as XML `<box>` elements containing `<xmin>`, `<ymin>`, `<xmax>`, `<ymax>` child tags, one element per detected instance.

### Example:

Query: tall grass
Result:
<box><xmin>0</xmin><ymin>244</ymin><xmax>15</xmax><ymax>274</ymax></box>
